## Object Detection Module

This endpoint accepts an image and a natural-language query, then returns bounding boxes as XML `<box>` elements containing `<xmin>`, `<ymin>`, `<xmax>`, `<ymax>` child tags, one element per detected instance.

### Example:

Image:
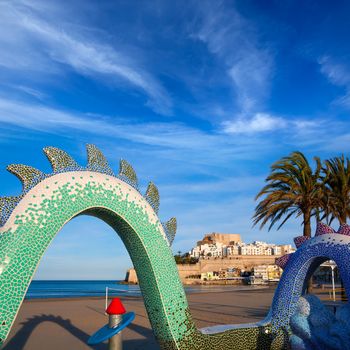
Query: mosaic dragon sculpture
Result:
<box><xmin>0</xmin><ymin>145</ymin><xmax>348</xmax><ymax>349</ymax></box>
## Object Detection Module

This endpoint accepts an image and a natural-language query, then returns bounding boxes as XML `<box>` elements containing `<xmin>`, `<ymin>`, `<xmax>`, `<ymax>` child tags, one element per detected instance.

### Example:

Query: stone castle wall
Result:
<box><xmin>126</xmin><ymin>255</ymin><xmax>279</xmax><ymax>283</ymax></box>
<box><xmin>197</xmin><ymin>232</ymin><xmax>242</xmax><ymax>245</ymax></box>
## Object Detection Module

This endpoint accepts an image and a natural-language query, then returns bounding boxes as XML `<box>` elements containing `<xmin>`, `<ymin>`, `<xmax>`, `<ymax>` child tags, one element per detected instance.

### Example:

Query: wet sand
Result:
<box><xmin>3</xmin><ymin>286</ymin><xmax>276</xmax><ymax>350</ymax></box>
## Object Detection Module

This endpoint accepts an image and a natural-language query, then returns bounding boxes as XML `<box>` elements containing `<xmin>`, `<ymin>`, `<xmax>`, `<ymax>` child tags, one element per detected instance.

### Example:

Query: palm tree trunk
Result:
<box><xmin>304</xmin><ymin>210</ymin><xmax>312</xmax><ymax>292</ymax></box>
<box><xmin>303</xmin><ymin>211</ymin><xmax>312</xmax><ymax>238</ymax></box>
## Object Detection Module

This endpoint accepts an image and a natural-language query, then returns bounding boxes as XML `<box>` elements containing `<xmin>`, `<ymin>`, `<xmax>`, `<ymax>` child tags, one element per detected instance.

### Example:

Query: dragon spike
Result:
<box><xmin>86</xmin><ymin>144</ymin><xmax>114</xmax><ymax>175</ymax></box>
<box><xmin>145</xmin><ymin>182</ymin><xmax>160</xmax><ymax>213</ymax></box>
<box><xmin>294</xmin><ymin>236</ymin><xmax>310</xmax><ymax>249</ymax></box>
<box><xmin>275</xmin><ymin>253</ymin><xmax>292</xmax><ymax>270</ymax></box>
<box><xmin>164</xmin><ymin>217</ymin><xmax>177</xmax><ymax>246</ymax></box>
<box><xmin>7</xmin><ymin>164</ymin><xmax>45</xmax><ymax>193</ymax></box>
<box><xmin>0</xmin><ymin>196</ymin><xmax>22</xmax><ymax>226</ymax></box>
<box><xmin>118</xmin><ymin>159</ymin><xmax>138</xmax><ymax>189</ymax></box>
<box><xmin>43</xmin><ymin>147</ymin><xmax>81</xmax><ymax>173</ymax></box>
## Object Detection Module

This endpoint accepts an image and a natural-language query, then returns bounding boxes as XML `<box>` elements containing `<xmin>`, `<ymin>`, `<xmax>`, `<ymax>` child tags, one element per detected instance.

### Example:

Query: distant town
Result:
<box><xmin>189</xmin><ymin>233</ymin><xmax>295</xmax><ymax>258</ymax></box>
<box><xmin>126</xmin><ymin>233</ymin><xmax>296</xmax><ymax>285</ymax></box>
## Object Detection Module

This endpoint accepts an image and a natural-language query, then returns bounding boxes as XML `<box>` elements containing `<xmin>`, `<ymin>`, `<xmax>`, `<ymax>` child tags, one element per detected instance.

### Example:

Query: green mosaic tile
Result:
<box><xmin>0</xmin><ymin>145</ymin><xmax>284</xmax><ymax>349</ymax></box>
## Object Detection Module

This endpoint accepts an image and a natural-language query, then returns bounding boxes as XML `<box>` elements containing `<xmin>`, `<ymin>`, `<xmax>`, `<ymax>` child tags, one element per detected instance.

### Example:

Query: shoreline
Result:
<box><xmin>24</xmin><ymin>285</ymin><xmax>271</xmax><ymax>301</ymax></box>
<box><xmin>24</xmin><ymin>284</ymin><xmax>271</xmax><ymax>300</ymax></box>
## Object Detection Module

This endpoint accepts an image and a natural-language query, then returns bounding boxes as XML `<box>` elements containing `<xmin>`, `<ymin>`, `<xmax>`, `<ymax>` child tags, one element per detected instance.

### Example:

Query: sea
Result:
<box><xmin>25</xmin><ymin>280</ymin><xmax>261</xmax><ymax>299</ymax></box>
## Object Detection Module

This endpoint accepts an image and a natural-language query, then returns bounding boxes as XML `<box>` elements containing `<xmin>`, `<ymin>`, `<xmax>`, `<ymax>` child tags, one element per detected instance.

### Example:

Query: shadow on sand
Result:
<box><xmin>3</xmin><ymin>314</ymin><xmax>159</xmax><ymax>350</ymax></box>
<box><xmin>3</xmin><ymin>314</ymin><xmax>106</xmax><ymax>350</ymax></box>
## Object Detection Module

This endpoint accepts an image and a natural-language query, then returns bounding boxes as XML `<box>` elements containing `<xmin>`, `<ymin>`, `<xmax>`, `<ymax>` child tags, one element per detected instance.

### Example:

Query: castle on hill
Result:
<box><xmin>190</xmin><ymin>232</ymin><xmax>294</xmax><ymax>258</ymax></box>
<box><xmin>126</xmin><ymin>232</ymin><xmax>294</xmax><ymax>284</ymax></box>
<box><xmin>197</xmin><ymin>233</ymin><xmax>242</xmax><ymax>246</ymax></box>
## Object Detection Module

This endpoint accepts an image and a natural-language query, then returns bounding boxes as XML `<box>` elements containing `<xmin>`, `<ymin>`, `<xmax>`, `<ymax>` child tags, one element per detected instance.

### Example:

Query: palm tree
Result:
<box><xmin>322</xmin><ymin>155</ymin><xmax>350</xmax><ymax>301</ymax></box>
<box><xmin>322</xmin><ymin>155</ymin><xmax>350</xmax><ymax>225</ymax></box>
<box><xmin>253</xmin><ymin>151</ymin><xmax>323</xmax><ymax>238</ymax></box>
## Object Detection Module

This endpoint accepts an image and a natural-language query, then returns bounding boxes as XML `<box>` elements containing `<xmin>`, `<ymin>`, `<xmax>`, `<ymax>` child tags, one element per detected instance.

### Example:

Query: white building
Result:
<box><xmin>189</xmin><ymin>234</ymin><xmax>294</xmax><ymax>259</ymax></box>
<box><xmin>190</xmin><ymin>242</ymin><xmax>224</xmax><ymax>258</ymax></box>
<box><xmin>224</xmin><ymin>245</ymin><xmax>240</xmax><ymax>256</ymax></box>
<box><xmin>264</xmin><ymin>247</ymin><xmax>272</xmax><ymax>255</ymax></box>
<box><xmin>272</xmin><ymin>246</ymin><xmax>282</xmax><ymax>255</ymax></box>
<box><xmin>239</xmin><ymin>244</ymin><xmax>263</xmax><ymax>255</ymax></box>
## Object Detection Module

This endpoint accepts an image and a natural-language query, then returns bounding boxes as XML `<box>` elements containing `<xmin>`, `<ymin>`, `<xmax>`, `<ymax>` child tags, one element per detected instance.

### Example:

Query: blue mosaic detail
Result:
<box><xmin>86</xmin><ymin>144</ymin><xmax>114</xmax><ymax>176</ymax></box>
<box><xmin>8</xmin><ymin>144</ymin><xmax>348</xmax><ymax>349</ymax></box>
<box><xmin>0</xmin><ymin>196</ymin><xmax>23</xmax><ymax>227</ymax></box>
<box><xmin>43</xmin><ymin>146</ymin><xmax>84</xmax><ymax>173</ymax></box>
<box><xmin>118</xmin><ymin>159</ymin><xmax>139</xmax><ymax>191</ymax></box>
<box><xmin>145</xmin><ymin>182</ymin><xmax>160</xmax><ymax>214</ymax></box>
<box><xmin>289</xmin><ymin>294</ymin><xmax>350</xmax><ymax>349</ymax></box>
<box><xmin>162</xmin><ymin>217</ymin><xmax>177</xmax><ymax>246</ymax></box>
<box><xmin>270</xmin><ymin>233</ymin><xmax>350</xmax><ymax>333</ymax></box>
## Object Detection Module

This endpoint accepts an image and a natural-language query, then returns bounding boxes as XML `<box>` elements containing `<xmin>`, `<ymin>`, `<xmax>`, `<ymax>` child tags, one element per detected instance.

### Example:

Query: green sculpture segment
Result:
<box><xmin>0</xmin><ymin>145</ymin><xmax>285</xmax><ymax>349</ymax></box>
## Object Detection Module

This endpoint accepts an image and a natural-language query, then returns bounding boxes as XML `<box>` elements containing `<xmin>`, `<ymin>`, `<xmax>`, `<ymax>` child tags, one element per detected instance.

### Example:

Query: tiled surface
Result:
<box><xmin>0</xmin><ymin>146</ymin><xmax>188</xmax><ymax>349</ymax></box>
<box><xmin>0</xmin><ymin>146</ymin><xmax>290</xmax><ymax>349</ymax></box>
<box><xmin>271</xmin><ymin>232</ymin><xmax>350</xmax><ymax>333</ymax></box>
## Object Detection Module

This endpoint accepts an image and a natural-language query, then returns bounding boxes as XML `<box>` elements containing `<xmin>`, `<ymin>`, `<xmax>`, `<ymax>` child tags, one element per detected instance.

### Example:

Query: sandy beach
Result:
<box><xmin>3</xmin><ymin>285</ymin><xmax>336</xmax><ymax>350</ymax></box>
<box><xmin>3</xmin><ymin>286</ymin><xmax>276</xmax><ymax>350</ymax></box>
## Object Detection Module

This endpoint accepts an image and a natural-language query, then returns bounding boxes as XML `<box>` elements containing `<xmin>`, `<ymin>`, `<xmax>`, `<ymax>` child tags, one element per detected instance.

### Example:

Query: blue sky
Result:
<box><xmin>1</xmin><ymin>0</ymin><xmax>350</xmax><ymax>279</ymax></box>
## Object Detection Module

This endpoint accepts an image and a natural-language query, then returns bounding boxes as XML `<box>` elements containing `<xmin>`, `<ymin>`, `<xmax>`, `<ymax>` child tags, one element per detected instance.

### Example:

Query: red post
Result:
<box><xmin>106</xmin><ymin>298</ymin><xmax>126</xmax><ymax>350</ymax></box>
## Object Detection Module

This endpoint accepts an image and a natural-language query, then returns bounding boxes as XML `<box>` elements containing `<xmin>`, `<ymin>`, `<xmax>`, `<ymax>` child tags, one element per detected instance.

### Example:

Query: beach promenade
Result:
<box><xmin>3</xmin><ymin>287</ymin><xmax>275</xmax><ymax>350</ymax></box>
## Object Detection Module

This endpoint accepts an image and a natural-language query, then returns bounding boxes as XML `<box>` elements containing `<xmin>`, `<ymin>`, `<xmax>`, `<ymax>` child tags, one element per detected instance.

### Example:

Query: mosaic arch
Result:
<box><xmin>2</xmin><ymin>145</ymin><xmax>349</xmax><ymax>349</ymax></box>
<box><xmin>271</xmin><ymin>225</ymin><xmax>350</xmax><ymax>333</ymax></box>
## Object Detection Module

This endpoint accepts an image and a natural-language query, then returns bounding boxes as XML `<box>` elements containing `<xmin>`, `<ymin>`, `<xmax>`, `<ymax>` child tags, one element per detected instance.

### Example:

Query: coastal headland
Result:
<box><xmin>126</xmin><ymin>232</ymin><xmax>292</xmax><ymax>284</ymax></box>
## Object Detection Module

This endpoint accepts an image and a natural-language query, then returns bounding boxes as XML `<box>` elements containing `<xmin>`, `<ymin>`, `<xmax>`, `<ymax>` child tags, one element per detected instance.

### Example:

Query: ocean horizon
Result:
<box><xmin>26</xmin><ymin>280</ymin><xmax>261</xmax><ymax>299</ymax></box>
<box><xmin>26</xmin><ymin>280</ymin><xmax>140</xmax><ymax>299</ymax></box>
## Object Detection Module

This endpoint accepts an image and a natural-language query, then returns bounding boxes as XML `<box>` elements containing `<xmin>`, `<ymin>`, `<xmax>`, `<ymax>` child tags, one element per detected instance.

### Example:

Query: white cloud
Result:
<box><xmin>1</xmin><ymin>96</ymin><xmax>346</xmax><ymax>171</ymax></box>
<box><xmin>221</xmin><ymin>113</ymin><xmax>333</xmax><ymax>139</ymax></box>
<box><xmin>335</xmin><ymin>95</ymin><xmax>350</xmax><ymax>108</ymax></box>
<box><xmin>228</xmin><ymin>55</ymin><xmax>271</xmax><ymax>112</ymax></box>
<box><xmin>319</xmin><ymin>56</ymin><xmax>350</xmax><ymax>86</ymax></box>
<box><xmin>0</xmin><ymin>97</ymin><xmax>344</xmax><ymax>159</ymax></box>
<box><xmin>0</xmin><ymin>1</ymin><xmax>172</xmax><ymax>115</ymax></box>
<box><xmin>292</xmin><ymin>120</ymin><xmax>320</xmax><ymax>130</ymax></box>
<box><xmin>319</xmin><ymin>56</ymin><xmax>350</xmax><ymax>109</ymax></box>
<box><xmin>0</xmin><ymin>97</ymin><xmax>236</xmax><ymax>161</ymax></box>
<box><xmin>13</xmin><ymin>85</ymin><xmax>47</xmax><ymax>100</ymax></box>
<box><xmin>192</xmin><ymin>1</ymin><xmax>273</xmax><ymax>113</ymax></box>
<box><xmin>0</xmin><ymin>97</ymin><xmax>267</xmax><ymax>158</ymax></box>
<box><xmin>222</xmin><ymin>113</ymin><xmax>286</xmax><ymax>134</ymax></box>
